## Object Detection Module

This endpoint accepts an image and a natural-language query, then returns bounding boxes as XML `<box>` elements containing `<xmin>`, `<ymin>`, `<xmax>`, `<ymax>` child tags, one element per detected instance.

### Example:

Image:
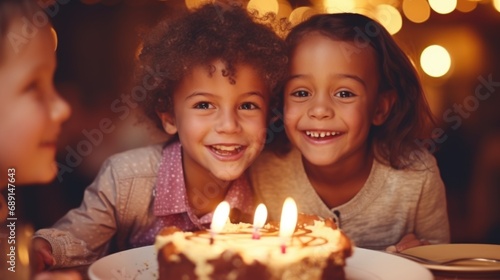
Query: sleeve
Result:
<box><xmin>414</xmin><ymin>155</ymin><xmax>451</xmax><ymax>244</ymax></box>
<box><xmin>33</xmin><ymin>158</ymin><xmax>124</xmax><ymax>268</ymax></box>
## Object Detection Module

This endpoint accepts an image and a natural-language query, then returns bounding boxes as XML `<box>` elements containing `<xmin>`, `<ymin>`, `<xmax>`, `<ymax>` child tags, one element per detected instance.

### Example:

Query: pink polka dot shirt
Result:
<box><xmin>131</xmin><ymin>141</ymin><xmax>254</xmax><ymax>247</ymax></box>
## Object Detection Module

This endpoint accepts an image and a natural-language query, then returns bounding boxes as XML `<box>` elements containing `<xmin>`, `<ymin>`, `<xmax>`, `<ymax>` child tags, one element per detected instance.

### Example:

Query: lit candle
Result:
<box><xmin>279</xmin><ymin>197</ymin><xmax>297</xmax><ymax>254</ymax></box>
<box><xmin>210</xmin><ymin>201</ymin><xmax>230</xmax><ymax>245</ymax></box>
<box><xmin>252</xmin><ymin>203</ymin><xmax>268</xmax><ymax>240</ymax></box>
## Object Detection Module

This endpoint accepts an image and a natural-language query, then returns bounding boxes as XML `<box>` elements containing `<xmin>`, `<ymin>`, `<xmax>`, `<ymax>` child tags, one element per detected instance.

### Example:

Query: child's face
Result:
<box><xmin>160</xmin><ymin>60</ymin><xmax>269</xmax><ymax>181</ymax></box>
<box><xmin>0</xmin><ymin>19</ymin><xmax>71</xmax><ymax>185</ymax></box>
<box><xmin>284</xmin><ymin>34</ymin><xmax>389</xmax><ymax>168</ymax></box>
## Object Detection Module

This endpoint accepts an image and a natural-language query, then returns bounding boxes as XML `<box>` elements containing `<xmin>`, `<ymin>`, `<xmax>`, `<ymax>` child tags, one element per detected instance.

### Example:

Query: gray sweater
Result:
<box><xmin>249</xmin><ymin>148</ymin><xmax>450</xmax><ymax>250</ymax></box>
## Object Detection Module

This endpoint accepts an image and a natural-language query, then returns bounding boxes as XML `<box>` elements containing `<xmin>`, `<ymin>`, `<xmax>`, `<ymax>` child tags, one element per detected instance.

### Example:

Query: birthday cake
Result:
<box><xmin>155</xmin><ymin>214</ymin><xmax>353</xmax><ymax>280</ymax></box>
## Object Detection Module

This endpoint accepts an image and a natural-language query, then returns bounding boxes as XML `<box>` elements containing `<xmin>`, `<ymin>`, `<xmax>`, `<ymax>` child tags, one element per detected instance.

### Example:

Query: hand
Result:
<box><xmin>30</xmin><ymin>237</ymin><xmax>56</xmax><ymax>273</ymax></box>
<box><xmin>33</xmin><ymin>270</ymin><xmax>82</xmax><ymax>280</ymax></box>
<box><xmin>385</xmin><ymin>233</ymin><xmax>430</xmax><ymax>253</ymax></box>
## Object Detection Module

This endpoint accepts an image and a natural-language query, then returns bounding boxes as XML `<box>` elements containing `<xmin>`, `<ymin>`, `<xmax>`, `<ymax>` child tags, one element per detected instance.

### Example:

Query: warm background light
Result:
<box><xmin>184</xmin><ymin>0</ymin><xmax>209</xmax><ymax>10</ymax></box>
<box><xmin>375</xmin><ymin>4</ymin><xmax>402</xmax><ymax>35</ymax></box>
<box><xmin>247</xmin><ymin>0</ymin><xmax>279</xmax><ymax>15</ymax></box>
<box><xmin>456</xmin><ymin>0</ymin><xmax>477</xmax><ymax>13</ymax></box>
<box><xmin>494</xmin><ymin>0</ymin><xmax>500</xmax><ymax>13</ymax></box>
<box><xmin>420</xmin><ymin>45</ymin><xmax>452</xmax><ymax>78</ymax></box>
<box><xmin>289</xmin><ymin>6</ymin><xmax>318</xmax><ymax>26</ymax></box>
<box><xmin>429</xmin><ymin>0</ymin><xmax>457</xmax><ymax>14</ymax></box>
<box><xmin>402</xmin><ymin>0</ymin><xmax>431</xmax><ymax>23</ymax></box>
<box><xmin>277</xmin><ymin>0</ymin><xmax>292</xmax><ymax>19</ymax></box>
<box><xmin>322</xmin><ymin>0</ymin><xmax>355</xmax><ymax>13</ymax></box>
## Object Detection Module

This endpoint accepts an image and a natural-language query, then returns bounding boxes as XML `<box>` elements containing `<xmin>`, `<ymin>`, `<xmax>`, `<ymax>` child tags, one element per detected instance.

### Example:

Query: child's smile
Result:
<box><xmin>209</xmin><ymin>144</ymin><xmax>244</xmax><ymax>159</ymax></box>
<box><xmin>304</xmin><ymin>130</ymin><xmax>344</xmax><ymax>140</ymax></box>
<box><xmin>284</xmin><ymin>33</ymin><xmax>382</xmax><ymax>168</ymax></box>
<box><xmin>159</xmin><ymin>60</ymin><xmax>269</xmax><ymax>181</ymax></box>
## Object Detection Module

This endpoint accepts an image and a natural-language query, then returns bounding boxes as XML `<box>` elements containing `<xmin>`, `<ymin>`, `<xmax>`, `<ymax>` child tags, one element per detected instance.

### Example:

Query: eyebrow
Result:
<box><xmin>185</xmin><ymin>91</ymin><xmax>266</xmax><ymax>100</ymax></box>
<box><xmin>287</xmin><ymin>73</ymin><xmax>367</xmax><ymax>88</ymax></box>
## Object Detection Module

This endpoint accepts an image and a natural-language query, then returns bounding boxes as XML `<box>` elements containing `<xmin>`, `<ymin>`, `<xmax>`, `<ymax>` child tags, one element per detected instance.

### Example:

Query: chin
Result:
<box><xmin>211</xmin><ymin>169</ymin><xmax>244</xmax><ymax>182</ymax></box>
<box><xmin>21</xmin><ymin>166</ymin><xmax>57</xmax><ymax>185</ymax></box>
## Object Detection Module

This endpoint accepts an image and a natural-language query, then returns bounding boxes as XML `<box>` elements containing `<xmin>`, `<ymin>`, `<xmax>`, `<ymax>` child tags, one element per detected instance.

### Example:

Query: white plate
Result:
<box><xmin>345</xmin><ymin>247</ymin><xmax>432</xmax><ymax>280</ymax></box>
<box><xmin>88</xmin><ymin>246</ymin><xmax>432</xmax><ymax>280</ymax></box>
<box><xmin>401</xmin><ymin>244</ymin><xmax>500</xmax><ymax>272</ymax></box>
<box><xmin>88</xmin><ymin>246</ymin><xmax>158</xmax><ymax>280</ymax></box>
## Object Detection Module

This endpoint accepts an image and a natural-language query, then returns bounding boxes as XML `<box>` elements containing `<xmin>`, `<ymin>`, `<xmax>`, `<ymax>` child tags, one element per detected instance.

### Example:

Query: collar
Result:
<box><xmin>153</xmin><ymin>141</ymin><xmax>254</xmax><ymax>218</ymax></box>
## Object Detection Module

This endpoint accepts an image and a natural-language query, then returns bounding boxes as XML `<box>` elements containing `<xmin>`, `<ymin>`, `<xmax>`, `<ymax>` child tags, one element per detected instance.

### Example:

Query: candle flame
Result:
<box><xmin>279</xmin><ymin>197</ymin><xmax>297</xmax><ymax>238</ymax></box>
<box><xmin>253</xmin><ymin>203</ymin><xmax>268</xmax><ymax>229</ymax></box>
<box><xmin>210</xmin><ymin>201</ymin><xmax>230</xmax><ymax>233</ymax></box>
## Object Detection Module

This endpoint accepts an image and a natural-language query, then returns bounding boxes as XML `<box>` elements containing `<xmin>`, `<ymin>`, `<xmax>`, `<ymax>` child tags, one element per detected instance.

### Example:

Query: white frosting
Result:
<box><xmin>155</xmin><ymin>221</ymin><xmax>344</xmax><ymax>279</ymax></box>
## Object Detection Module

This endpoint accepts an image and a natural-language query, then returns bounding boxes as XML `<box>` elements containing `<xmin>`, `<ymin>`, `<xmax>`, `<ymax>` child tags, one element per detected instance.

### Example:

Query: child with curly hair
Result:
<box><xmin>250</xmin><ymin>13</ymin><xmax>450</xmax><ymax>251</ymax></box>
<box><xmin>31</xmin><ymin>2</ymin><xmax>287</xmax><ymax>271</ymax></box>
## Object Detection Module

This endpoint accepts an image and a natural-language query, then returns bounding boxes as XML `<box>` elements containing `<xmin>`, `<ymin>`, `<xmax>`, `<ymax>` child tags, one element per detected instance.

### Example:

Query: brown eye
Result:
<box><xmin>23</xmin><ymin>81</ymin><xmax>38</xmax><ymax>93</ymax></box>
<box><xmin>239</xmin><ymin>102</ymin><xmax>259</xmax><ymax>110</ymax></box>
<box><xmin>193</xmin><ymin>102</ymin><xmax>213</xmax><ymax>109</ymax></box>
<box><xmin>335</xmin><ymin>91</ymin><xmax>354</xmax><ymax>98</ymax></box>
<box><xmin>291</xmin><ymin>90</ymin><xmax>310</xmax><ymax>97</ymax></box>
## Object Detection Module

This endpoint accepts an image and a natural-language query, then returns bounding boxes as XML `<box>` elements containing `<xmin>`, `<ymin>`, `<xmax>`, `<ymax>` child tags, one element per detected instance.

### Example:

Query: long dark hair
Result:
<box><xmin>273</xmin><ymin>13</ymin><xmax>436</xmax><ymax>169</ymax></box>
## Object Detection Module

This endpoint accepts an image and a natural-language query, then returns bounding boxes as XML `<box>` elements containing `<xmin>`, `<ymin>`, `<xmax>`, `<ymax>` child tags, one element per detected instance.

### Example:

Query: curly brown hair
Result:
<box><xmin>136</xmin><ymin>2</ymin><xmax>288</xmax><ymax>131</ymax></box>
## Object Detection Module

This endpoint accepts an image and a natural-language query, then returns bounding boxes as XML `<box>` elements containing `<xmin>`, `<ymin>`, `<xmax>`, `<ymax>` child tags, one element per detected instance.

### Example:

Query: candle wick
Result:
<box><xmin>281</xmin><ymin>243</ymin><xmax>286</xmax><ymax>254</ymax></box>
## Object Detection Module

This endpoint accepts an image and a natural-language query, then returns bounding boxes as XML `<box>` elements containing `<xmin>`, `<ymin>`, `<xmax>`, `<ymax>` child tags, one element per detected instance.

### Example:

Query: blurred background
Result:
<box><xmin>14</xmin><ymin>0</ymin><xmax>500</xmax><ymax>245</ymax></box>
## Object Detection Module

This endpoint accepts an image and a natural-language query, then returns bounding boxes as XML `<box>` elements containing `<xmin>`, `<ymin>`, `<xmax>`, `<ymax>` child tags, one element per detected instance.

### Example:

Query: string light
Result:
<box><xmin>402</xmin><ymin>0</ymin><xmax>430</xmax><ymax>23</ymax></box>
<box><xmin>429</xmin><ymin>0</ymin><xmax>457</xmax><ymax>14</ymax></box>
<box><xmin>494</xmin><ymin>0</ymin><xmax>500</xmax><ymax>13</ymax></box>
<box><xmin>375</xmin><ymin>4</ymin><xmax>402</xmax><ymax>34</ymax></box>
<box><xmin>420</xmin><ymin>45</ymin><xmax>452</xmax><ymax>78</ymax></box>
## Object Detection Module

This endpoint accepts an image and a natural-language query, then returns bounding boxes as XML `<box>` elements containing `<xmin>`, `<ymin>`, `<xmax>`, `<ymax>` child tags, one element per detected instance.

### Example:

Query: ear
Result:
<box><xmin>157</xmin><ymin>111</ymin><xmax>178</xmax><ymax>135</ymax></box>
<box><xmin>372</xmin><ymin>90</ymin><xmax>396</xmax><ymax>126</ymax></box>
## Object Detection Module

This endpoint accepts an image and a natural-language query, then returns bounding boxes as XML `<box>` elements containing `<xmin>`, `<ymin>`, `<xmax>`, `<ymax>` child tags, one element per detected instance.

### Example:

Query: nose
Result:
<box><xmin>50</xmin><ymin>90</ymin><xmax>71</xmax><ymax>124</ymax></box>
<box><xmin>308</xmin><ymin>94</ymin><xmax>334</xmax><ymax>120</ymax></box>
<box><xmin>214</xmin><ymin>108</ymin><xmax>242</xmax><ymax>134</ymax></box>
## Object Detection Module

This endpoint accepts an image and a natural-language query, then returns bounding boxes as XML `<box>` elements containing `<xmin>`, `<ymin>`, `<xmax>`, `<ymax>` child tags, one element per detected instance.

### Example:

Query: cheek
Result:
<box><xmin>0</xmin><ymin>113</ymin><xmax>44</xmax><ymax>149</ymax></box>
<box><xmin>0</xmin><ymin>124</ymin><xmax>47</xmax><ymax>179</ymax></box>
<box><xmin>283</xmin><ymin>102</ymin><xmax>302</xmax><ymax>125</ymax></box>
<box><xmin>244</xmin><ymin>115</ymin><xmax>267</xmax><ymax>138</ymax></box>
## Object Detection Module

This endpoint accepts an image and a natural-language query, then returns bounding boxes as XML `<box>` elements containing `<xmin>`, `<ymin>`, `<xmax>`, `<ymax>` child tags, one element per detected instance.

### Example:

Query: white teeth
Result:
<box><xmin>212</xmin><ymin>145</ymin><xmax>241</xmax><ymax>152</ymax></box>
<box><xmin>305</xmin><ymin>131</ymin><xmax>340</xmax><ymax>138</ymax></box>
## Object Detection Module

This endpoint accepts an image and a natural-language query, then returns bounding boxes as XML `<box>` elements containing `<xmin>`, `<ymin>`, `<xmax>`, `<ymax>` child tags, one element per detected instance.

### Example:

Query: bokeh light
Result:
<box><xmin>420</xmin><ymin>45</ymin><xmax>452</xmax><ymax>77</ymax></box>
<box><xmin>429</xmin><ymin>0</ymin><xmax>457</xmax><ymax>14</ymax></box>
<box><xmin>323</xmin><ymin>0</ymin><xmax>356</xmax><ymax>14</ymax></box>
<box><xmin>277</xmin><ymin>0</ymin><xmax>292</xmax><ymax>19</ymax></box>
<box><xmin>494</xmin><ymin>0</ymin><xmax>500</xmax><ymax>13</ymax></box>
<box><xmin>247</xmin><ymin>0</ymin><xmax>279</xmax><ymax>15</ymax></box>
<box><xmin>456</xmin><ymin>0</ymin><xmax>477</xmax><ymax>13</ymax></box>
<box><xmin>289</xmin><ymin>6</ymin><xmax>318</xmax><ymax>26</ymax></box>
<box><xmin>184</xmin><ymin>0</ymin><xmax>209</xmax><ymax>10</ymax></box>
<box><xmin>375</xmin><ymin>4</ymin><xmax>402</xmax><ymax>35</ymax></box>
<box><xmin>403</xmin><ymin>0</ymin><xmax>431</xmax><ymax>23</ymax></box>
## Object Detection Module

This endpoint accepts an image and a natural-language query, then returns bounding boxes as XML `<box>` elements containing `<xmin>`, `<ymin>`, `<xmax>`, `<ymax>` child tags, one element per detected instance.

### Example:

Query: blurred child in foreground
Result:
<box><xmin>0</xmin><ymin>0</ymin><xmax>75</xmax><ymax>279</ymax></box>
